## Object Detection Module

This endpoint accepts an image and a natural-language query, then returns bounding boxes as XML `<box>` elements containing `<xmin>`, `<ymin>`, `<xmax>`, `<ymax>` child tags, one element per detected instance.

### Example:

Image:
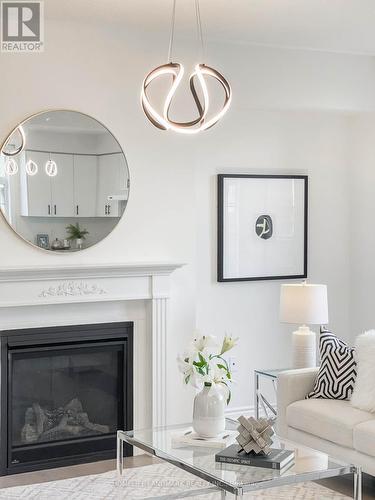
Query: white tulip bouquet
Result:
<box><xmin>177</xmin><ymin>333</ymin><xmax>238</xmax><ymax>404</ymax></box>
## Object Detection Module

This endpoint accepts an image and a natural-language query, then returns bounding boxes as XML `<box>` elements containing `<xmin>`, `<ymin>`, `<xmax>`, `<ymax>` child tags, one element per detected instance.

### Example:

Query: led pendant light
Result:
<box><xmin>2</xmin><ymin>126</ymin><xmax>26</xmax><ymax>156</ymax></box>
<box><xmin>25</xmin><ymin>159</ymin><xmax>38</xmax><ymax>176</ymax></box>
<box><xmin>141</xmin><ymin>0</ymin><xmax>232</xmax><ymax>134</ymax></box>
<box><xmin>45</xmin><ymin>159</ymin><xmax>58</xmax><ymax>177</ymax></box>
<box><xmin>5</xmin><ymin>158</ymin><xmax>18</xmax><ymax>176</ymax></box>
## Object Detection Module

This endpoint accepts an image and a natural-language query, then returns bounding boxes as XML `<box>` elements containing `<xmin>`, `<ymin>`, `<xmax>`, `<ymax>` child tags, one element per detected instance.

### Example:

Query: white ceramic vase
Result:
<box><xmin>192</xmin><ymin>384</ymin><xmax>226</xmax><ymax>438</ymax></box>
<box><xmin>76</xmin><ymin>238</ymin><xmax>83</xmax><ymax>250</ymax></box>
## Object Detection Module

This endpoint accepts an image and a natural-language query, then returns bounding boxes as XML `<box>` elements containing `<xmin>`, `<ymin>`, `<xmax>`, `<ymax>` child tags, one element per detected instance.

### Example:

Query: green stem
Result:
<box><xmin>211</xmin><ymin>354</ymin><xmax>230</xmax><ymax>371</ymax></box>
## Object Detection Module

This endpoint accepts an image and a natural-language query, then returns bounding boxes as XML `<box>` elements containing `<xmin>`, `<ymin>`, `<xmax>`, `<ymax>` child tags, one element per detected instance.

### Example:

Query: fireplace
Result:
<box><xmin>0</xmin><ymin>322</ymin><xmax>133</xmax><ymax>475</ymax></box>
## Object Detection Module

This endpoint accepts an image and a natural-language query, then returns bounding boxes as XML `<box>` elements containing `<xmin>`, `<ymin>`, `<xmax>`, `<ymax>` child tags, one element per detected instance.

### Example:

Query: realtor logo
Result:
<box><xmin>1</xmin><ymin>1</ymin><xmax>44</xmax><ymax>52</ymax></box>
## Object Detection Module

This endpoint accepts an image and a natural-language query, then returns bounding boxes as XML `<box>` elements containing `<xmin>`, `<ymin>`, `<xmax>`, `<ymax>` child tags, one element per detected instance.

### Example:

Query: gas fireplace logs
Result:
<box><xmin>21</xmin><ymin>398</ymin><xmax>109</xmax><ymax>443</ymax></box>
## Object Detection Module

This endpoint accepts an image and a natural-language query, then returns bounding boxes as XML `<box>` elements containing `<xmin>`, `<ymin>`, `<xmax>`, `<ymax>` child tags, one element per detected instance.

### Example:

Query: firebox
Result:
<box><xmin>0</xmin><ymin>322</ymin><xmax>133</xmax><ymax>475</ymax></box>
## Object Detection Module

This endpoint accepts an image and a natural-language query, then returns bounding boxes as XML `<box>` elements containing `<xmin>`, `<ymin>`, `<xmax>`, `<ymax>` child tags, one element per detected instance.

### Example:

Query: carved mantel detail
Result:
<box><xmin>39</xmin><ymin>281</ymin><xmax>107</xmax><ymax>298</ymax></box>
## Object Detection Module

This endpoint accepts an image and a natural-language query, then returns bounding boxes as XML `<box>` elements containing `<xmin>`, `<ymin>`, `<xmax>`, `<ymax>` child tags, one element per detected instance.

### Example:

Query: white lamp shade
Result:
<box><xmin>280</xmin><ymin>283</ymin><xmax>328</xmax><ymax>325</ymax></box>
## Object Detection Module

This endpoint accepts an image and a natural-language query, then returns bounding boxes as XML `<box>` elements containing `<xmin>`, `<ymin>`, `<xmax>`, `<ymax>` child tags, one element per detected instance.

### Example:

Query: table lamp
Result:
<box><xmin>279</xmin><ymin>282</ymin><xmax>328</xmax><ymax>368</ymax></box>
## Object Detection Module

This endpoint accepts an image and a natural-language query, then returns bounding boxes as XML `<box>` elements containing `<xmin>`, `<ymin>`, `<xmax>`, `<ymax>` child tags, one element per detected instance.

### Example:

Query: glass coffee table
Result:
<box><xmin>117</xmin><ymin>419</ymin><xmax>361</xmax><ymax>499</ymax></box>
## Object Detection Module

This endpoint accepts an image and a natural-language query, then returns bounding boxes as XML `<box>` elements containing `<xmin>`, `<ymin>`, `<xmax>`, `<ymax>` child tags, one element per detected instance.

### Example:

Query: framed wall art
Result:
<box><xmin>217</xmin><ymin>174</ymin><xmax>308</xmax><ymax>282</ymax></box>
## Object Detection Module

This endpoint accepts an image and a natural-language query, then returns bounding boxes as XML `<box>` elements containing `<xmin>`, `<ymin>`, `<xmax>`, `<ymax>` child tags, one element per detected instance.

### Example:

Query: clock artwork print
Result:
<box><xmin>255</xmin><ymin>215</ymin><xmax>273</xmax><ymax>240</ymax></box>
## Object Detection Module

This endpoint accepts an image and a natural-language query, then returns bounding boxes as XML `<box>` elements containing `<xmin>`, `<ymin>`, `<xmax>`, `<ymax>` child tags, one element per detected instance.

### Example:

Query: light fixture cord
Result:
<box><xmin>167</xmin><ymin>0</ymin><xmax>205</xmax><ymax>63</ymax></box>
<box><xmin>195</xmin><ymin>0</ymin><xmax>205</xmax><ymax>62</ymax></box>
<box><xmin>167</xmin><ymin>0</ymin><xmax>177</xmax><ymax>62</ymax></box>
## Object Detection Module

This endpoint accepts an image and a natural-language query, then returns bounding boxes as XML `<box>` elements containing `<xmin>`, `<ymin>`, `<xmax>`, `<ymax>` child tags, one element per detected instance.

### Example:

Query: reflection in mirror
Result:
<box><xmin>0</xmin><ymin>110</ymin><xmax>129</xmax><ymax>251</ymax></box>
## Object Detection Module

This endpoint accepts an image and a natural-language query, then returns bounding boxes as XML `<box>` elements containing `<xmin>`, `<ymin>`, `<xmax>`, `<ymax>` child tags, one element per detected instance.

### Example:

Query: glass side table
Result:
<box><xmin>254</xmin><ymin>368</ymin><xmax>293</xmax><ymax>419</ymax></box>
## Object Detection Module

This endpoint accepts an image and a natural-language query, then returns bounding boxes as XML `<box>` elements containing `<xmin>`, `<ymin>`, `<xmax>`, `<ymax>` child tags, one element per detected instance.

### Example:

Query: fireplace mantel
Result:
<box><xmin>0</xmin><ymin>263</ymin><xmax>183</xmax><ymax>307</ymax></box>
<box><xmin>0</xmin><ymin>263</ymin><xmax>183</xmax><ymax>281</ymax></box>
<box><xmin>0</xmin><ymin>262</ymin><xmax>184</xmax><ymax>428</ymax></box>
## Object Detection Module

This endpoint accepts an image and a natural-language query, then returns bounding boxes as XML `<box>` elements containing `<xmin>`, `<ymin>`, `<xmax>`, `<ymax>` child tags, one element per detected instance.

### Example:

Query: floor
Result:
<box><xmin>0</xmin><ymin>456</ymin><xmax>153</xmax><ymax>489</ymax></box>
<box><xmin>318</xmin><ymin>475</ymin><xmax>375</xmax><ymax>500</ymax></box>
<box><xmin>0</xmin><ymin>455</ymin><xmax>374</xmax><ymax>498</ymax></box>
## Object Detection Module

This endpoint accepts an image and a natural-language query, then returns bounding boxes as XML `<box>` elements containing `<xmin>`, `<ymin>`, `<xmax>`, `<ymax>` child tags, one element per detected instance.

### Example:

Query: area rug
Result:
<box><xmin>0</xmin><ymin>462</ymin><xmax>350</xmax><ymax>499</ymax></box>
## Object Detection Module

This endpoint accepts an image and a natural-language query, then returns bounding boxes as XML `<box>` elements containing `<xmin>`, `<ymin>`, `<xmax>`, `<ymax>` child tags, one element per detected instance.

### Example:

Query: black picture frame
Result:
<box><xmin>217</xmin><ymin>174</ymin><xmax>308</xmax><ymax>282</ymax></box>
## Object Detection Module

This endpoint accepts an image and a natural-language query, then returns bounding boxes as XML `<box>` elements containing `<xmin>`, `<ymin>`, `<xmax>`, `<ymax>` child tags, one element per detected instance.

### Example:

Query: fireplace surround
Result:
<box><xmin>1</xmin><ymin>322</ymin><xmax>133</xmax><ymax>475</ymax></box>
<box><xmin>0</xmin><ymin>263</ymin><xmax>183</xmax><ymax>474</ymax></box>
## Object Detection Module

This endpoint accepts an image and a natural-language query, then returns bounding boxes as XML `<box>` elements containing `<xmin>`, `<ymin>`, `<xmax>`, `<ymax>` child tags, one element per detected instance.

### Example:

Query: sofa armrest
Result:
<box><xmin>276</xmin><ymin>368</ymin><xmax>319</xmax><ymax>438</ymax></box>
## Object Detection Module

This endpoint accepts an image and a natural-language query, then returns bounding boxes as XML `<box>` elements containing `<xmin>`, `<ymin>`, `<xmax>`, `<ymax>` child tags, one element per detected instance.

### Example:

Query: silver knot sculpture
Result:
<box><xmin>236</xmin><ymin>416</ymin><xmax>274</xmax><ymax>455</ymax></box>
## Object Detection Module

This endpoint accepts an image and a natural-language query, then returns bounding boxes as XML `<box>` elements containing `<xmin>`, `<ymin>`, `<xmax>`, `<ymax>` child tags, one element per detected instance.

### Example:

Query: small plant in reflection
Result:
<box><xmin>66</xmin><ymin>223</ymin><xmax>89</xmax><ymax>241</ymax></box>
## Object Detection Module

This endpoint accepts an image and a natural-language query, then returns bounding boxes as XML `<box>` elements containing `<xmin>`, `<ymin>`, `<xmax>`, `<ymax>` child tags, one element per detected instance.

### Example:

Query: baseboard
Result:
<box><xmin>225</xmin><ymin>405</ymin><xmax>277</xmax><ymax>420</ymax></box>
<box><xmin>225</xmin><ymin>405</ymin><xmax>253</xmax><ymax>419</ymax></box>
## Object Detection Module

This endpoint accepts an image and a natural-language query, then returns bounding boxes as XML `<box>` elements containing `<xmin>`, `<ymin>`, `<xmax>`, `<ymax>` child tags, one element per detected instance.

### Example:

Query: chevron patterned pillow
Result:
<box><xmin>307</xmin><ymin>328</ymin><xmax>357</xmax><ymax>400</ymax></box>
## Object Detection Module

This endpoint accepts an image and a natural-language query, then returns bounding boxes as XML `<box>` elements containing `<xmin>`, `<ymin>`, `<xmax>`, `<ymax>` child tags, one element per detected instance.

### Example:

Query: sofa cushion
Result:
<box><xmin>354</xmin><ymin>420</ymin><xmax>375</xmax><ymax>457</ymax></box>
<box><xmin>307</xmin><ymin>328</ymin><xmax>356</xmax><ymax>400</ymax></box>
<box><xmin>351</xmin><ymin>330</ymin><xmax>375</xmax><ymax>412</ymax></box>
<box><xmin>287</xmin><ymin>398</ymin><xmax>375</xmax><ymax>448</ymax></box>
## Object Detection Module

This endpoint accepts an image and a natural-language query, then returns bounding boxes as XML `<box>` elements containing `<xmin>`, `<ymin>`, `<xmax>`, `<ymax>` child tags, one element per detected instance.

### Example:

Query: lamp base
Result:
<box><xmin>292</xmin><ymin>326</ymin><xmax>317</xmax><ymax>368</ymax></box>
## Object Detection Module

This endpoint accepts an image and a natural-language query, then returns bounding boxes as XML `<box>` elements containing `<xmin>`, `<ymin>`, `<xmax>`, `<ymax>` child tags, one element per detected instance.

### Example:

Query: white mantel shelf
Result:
<box><xmin>0</xmin><ymin>263</ymin><xmax>184</xmax><ymax>308</ymax></box>
<box><xmin>0</xmin><ymin>262</ymin><xmax>184</xmax><ymax>282</ymax></box>
<box><xmin>0</xmin><ymin>262</ymin><xmax>185</xmax><ymax>428</ymax></box>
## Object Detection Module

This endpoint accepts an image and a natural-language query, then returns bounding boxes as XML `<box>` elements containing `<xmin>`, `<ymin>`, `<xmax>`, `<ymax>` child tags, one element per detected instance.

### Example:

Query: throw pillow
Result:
<box><xmin>307</xmin><ymin>327</ymin><xmax>357</xmax><ymax>400</ymax></box>
<box><xmin>351</xmin><ymin>330</ymin><xmax>375</xmax><ymax>412</ymax></box>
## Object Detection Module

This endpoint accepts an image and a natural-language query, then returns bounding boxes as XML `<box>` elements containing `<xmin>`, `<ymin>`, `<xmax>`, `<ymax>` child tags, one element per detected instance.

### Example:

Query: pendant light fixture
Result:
<box><xmin>2</xmin><ymin>126</ymin><xmax>26</xmax><ymax>156</ymax></box>
<box><xmin>25</xmin><ymin>159</ymin><xmax>38</xmax><ymax>176</ymax></box>
<box><xmin>5</xmin><ymin>158</ymin><xmax>18</xmax><ymax>176</ymax></box>
<box><xmin>141</xmin><ymin>0</ymin><xmax>232</xmax><ymax>134</ymax></box>
<box><xmin>45</xmin><ymin>159</ymin><xmax>58</xmax><ymax>177</ymax></box>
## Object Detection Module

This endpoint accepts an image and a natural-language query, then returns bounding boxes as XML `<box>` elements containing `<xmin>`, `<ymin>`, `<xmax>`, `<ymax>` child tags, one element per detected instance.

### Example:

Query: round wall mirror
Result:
<box><xmin>0</xmin><ymin>110</ymin><xmax>129</xmax><ymax>251</ymax></box>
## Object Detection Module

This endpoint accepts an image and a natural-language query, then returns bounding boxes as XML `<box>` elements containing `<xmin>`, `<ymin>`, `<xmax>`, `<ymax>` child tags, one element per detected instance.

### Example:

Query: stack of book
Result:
<box><xmin>171</xmin><ymin>428</ymin><xmax>237</xmax><ymax>449</ymax></box>
<box><xmin>215</xmin><ymin>444</ymin><xmax>295</xmax><ymax>472</ymax></box>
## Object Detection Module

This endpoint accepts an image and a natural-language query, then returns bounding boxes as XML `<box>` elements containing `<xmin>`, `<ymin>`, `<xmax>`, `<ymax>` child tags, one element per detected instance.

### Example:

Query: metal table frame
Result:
<box><xmin>117</xmin><ymin>428</ymin><xmax>362</xmax><ymax>499</ymax></box>
<box><xmin>254</xmin><ymin>368</ymin><xmax>293</xmax><ymax>420</ymax></box>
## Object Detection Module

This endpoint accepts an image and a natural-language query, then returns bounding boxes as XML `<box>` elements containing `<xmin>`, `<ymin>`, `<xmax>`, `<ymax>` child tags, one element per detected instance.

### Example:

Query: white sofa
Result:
<box><xmin>277</xmin><ymin>368</ymin><xmax>375</xmax><ymax>476</ymax></box>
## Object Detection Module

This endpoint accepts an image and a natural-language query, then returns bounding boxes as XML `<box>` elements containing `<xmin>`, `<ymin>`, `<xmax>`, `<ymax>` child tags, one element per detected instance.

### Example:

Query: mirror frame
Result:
<box><xmin>0</xmin><ymin>109</ymin><xmax>130</xmax><ymax>253</ymax></box>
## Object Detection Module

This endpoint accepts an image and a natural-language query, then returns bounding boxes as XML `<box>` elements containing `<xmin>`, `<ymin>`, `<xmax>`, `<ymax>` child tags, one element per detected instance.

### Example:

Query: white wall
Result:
<box><xmin>195</xmin><ymin>110</ymin><xmax>352</xmax><ymax>410</ymax></box>
<box><xmin>0</xmin><ymin>17</ymin><xmax>373</xmax><ymax>421</ymax></box>
<box><xmin>348</xmin><ymin>113</ymin><xmax>375</xmax><ymax>338</ymax></box>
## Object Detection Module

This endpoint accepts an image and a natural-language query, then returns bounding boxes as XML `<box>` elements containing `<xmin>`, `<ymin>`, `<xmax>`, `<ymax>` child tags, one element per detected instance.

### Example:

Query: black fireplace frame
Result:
<box><xmin>0</xmin><ymin>322</ymin><xmax>133</xmax><ymax>475</ymax></box>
